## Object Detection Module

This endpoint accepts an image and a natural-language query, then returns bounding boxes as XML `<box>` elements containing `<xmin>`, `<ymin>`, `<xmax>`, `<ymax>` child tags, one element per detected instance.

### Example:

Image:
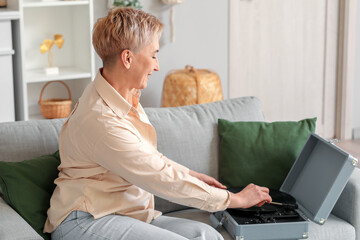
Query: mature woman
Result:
<box><xmin>44</xmin><ymin>7</ymin><xmax>271</xmax><ymax>240</ymax></box>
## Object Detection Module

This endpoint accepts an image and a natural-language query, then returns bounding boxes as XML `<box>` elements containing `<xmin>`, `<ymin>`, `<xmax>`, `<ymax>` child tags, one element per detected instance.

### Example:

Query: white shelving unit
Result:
<box><xmin>22</xmin><ymin>0</ymin><xmax>89</xmax><ymax>8</ymax></box>
<box><xmin>0</xmin><ymin>8</ymin><xmax>20</xmax><ymax>122</ymax></box>
<box><xmin>12</xmin><ymin>0</ymin><xmax>97</xmax><ymax>120</ymax></box>
<box><xmin>25</xmin><ymin>67</ymin><xmax>92</xmax><ymax>83</ymax></box>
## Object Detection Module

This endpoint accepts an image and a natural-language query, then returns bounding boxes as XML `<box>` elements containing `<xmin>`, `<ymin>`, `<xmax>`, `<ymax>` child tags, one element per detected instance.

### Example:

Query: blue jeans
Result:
<box><xmin>51</xmin><ymin>211</ymin><xmax>223</xmax><ymax>240</ymax></box>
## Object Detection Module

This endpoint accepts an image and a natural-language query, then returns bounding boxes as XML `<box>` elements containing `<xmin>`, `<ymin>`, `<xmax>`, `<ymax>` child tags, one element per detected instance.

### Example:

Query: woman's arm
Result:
<box><xmin>189</xmin><ymin>170</ymin><xmax>227</xmax><ymax>189</ymax></box>
<box><xmin>93</xmin><ymin>129</ymin><xmax>231</xmax><ymax>212</ymax></box>
<box><xmin>227</xmin><ymin>183</ymin><xmax>272</xmax><ymax>208</ymax></box>
<box><xmin>189</xmin><ymin>170</ymin><xmax>272</xmax><ymax>209</ymax></box>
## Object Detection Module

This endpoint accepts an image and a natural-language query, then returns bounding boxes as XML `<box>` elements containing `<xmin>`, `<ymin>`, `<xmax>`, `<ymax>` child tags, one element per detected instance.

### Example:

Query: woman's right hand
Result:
<box><xmin>227</xmin><ymin>183</ymin><xmax>272</xmax><ymax>209</ymax></box>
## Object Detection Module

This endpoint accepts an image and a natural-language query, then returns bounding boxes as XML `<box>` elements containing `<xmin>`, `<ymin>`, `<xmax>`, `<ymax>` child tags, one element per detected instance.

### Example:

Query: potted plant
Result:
<box><xmin>108</xmin><ymin>0</ymin><xmax>142</xmax><ymax>9</ymax></box>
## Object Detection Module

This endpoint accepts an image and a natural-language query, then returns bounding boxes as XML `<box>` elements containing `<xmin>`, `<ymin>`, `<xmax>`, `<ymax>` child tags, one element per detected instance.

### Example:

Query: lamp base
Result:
<box><xmin>44</xmin><ymin>67</ymin><xmax>59</xmax><ymax>75</ymax></box>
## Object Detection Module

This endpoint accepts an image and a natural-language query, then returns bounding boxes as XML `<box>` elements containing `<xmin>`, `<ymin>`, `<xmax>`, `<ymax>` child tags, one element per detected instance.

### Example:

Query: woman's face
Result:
<box><xmin>130</xmin><ymin>39</ymin><xmax>160</xmax><ymax>90</ymax></box>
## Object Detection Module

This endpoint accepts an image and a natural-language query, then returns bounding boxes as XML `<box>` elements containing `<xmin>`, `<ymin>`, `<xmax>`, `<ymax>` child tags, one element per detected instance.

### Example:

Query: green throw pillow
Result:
<box><xmin>0</xmin><ymin>151</ymin><xmax>60</xmax><ymax>240</ymax></box>
<box><xmin>218</xmin><ymin>118</ymin><xmax>316</xmax><ymax>190</ymax></box>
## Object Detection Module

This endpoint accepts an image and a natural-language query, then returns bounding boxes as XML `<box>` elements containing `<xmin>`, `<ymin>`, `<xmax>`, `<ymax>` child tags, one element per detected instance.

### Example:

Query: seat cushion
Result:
<box><xmin>0</xmin><ymin>197</ymin><xmax>43</xmax><ymax>240</ymax></box>
<box><xmin>165</xmin><ymin>209</ymin><xmax>355</xmax><ymax>240</ymax></box>
<box><xmin>308</xmin><ymin>214</ymin><xmax>355</xmax><ymax>240</ymax></box>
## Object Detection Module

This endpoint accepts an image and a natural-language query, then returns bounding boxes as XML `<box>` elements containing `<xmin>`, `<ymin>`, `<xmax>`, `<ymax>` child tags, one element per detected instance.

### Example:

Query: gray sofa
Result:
<box><xmin>0</xmin><ymin>97</ymin><xmax>359</xmax><ymax>240</ymax></box>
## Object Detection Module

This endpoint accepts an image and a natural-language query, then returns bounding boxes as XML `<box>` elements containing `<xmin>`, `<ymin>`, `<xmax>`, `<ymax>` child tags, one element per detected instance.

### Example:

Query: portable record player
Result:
<box><xmin>210</xmin><ymin>133</ymin><xmax>358</xmax><ymax>240</ymax></box>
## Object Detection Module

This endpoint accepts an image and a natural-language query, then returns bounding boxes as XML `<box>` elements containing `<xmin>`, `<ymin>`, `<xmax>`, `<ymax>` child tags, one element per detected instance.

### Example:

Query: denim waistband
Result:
<box><xmin>65</xmin><ymin>210</ymin><xmax>92</xmax><ymax>221</ymax></box>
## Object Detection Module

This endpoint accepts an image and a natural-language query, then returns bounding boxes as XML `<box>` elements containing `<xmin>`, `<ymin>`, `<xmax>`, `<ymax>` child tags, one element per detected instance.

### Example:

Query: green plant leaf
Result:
<box><xmin>113</xmin><ymin>0</ymin><xmax>142</xmax><ymax>9</ymax></box>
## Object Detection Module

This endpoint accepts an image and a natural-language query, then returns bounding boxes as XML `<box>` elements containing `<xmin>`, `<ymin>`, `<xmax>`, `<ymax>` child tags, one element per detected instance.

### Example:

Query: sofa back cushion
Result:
<box><xmin>0</xmin><ymin>97</ymin><xmax>264</xmax><ymax>214</ymax></box>
<box><xmin>0</xmin><ymin>119</ymin><xmax>65</xmax><ymax>196</ymax></box>
<box><xmin>0</xmin><ymin>119</ymin><xmax>65</xmax><ymax>163</ymax></box>
<box><xmin>145</xmin><ymin>97</ymin><xmax>265</xmax><ymax>213</ymax></box>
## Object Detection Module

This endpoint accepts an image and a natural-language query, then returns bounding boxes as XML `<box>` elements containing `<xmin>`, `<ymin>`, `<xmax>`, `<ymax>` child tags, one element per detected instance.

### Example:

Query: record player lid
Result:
<box><xmin>280</xmin><ymin>133</ymin><xmax>358</xmax><ymax>225</ymax></box>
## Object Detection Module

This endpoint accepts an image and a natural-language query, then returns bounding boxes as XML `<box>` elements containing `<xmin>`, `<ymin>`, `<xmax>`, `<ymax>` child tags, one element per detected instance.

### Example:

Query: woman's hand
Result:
<box><xmin>189</xmin><ymin>170</ymin><xmax>227</xmax><ymax>189</ymax></box>
<box><xmin>228</xmin><ymin>183</ymin><xmax>272</xmax><ymax>209</ymax></box>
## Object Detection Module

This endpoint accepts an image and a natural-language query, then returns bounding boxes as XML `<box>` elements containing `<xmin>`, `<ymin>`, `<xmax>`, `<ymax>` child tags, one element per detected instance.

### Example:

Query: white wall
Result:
<box><xmin>93</xmin><ymin>1</ymin><xmax>360</xmax><ymax>137</ymax></box>
<box><xmin>94</xmin><ymin>0</ymin><xmax>229</xmax><ymax>107</ymax></box>
<box><xmin>353</xmin><ymin>1</ymin><xmax>360</xmax><ymax>138</ymax></box>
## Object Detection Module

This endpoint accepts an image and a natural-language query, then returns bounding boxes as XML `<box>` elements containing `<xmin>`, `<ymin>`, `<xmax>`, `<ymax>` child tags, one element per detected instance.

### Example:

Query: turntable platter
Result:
<box><xmin>226</xmin><ymin>187</ymin><xmax>302</xmax><ymax>224</ymax></box>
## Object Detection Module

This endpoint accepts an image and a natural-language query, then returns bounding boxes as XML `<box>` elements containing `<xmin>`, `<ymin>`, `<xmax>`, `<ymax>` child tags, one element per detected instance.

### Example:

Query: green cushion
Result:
<box><xmin>0</xmin><ymin>151</ymin><xmax>60</xmax><ymax>240</ymax></box>
<box><xmin>218</xmin><ymin>118</ymin><xmax>316</xmax><ymax>190</ymax></box>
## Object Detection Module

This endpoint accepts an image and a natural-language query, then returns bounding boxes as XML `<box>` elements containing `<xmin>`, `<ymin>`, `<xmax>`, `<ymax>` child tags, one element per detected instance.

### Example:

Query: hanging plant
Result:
<box><xmin>112</xmin><ymin>0</ymin><xmax>142</xmax><ymax>9</ymax></box>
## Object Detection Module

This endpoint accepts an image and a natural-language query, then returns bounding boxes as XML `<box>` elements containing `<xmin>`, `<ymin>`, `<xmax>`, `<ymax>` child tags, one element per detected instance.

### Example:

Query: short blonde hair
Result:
<box><xmin>92</xmin><ymin>7</ymin><xmax>163</xmax><ymax>67</ymax></box>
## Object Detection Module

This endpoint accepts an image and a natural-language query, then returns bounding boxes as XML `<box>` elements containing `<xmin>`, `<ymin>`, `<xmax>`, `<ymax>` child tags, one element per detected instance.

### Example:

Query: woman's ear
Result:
<box><xmin>120</xmin><ymin>49</ymin><xmax>133</xmax><ymax>69</ymax></box>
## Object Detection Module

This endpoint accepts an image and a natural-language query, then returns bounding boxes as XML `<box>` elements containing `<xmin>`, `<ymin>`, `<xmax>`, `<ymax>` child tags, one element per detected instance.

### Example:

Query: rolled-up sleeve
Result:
<box><xmin>93</xmin><ymin>127</ymin><xmax>231</xmax><ymax>212</ymax></box>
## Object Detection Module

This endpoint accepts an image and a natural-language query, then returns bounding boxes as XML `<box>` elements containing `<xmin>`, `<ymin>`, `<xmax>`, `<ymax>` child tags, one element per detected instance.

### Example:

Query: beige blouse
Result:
<box><xmin>44</xmin><ymin>70</ymin><xmax>231</xmax><ymax>233</ymax></box>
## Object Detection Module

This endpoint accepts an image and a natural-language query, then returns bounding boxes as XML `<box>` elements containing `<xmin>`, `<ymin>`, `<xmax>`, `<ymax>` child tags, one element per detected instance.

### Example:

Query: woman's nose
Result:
<box><xmin>154</xmin><ymin>61</ymin><xmax>160</xmax><ymax>71</ymax></box>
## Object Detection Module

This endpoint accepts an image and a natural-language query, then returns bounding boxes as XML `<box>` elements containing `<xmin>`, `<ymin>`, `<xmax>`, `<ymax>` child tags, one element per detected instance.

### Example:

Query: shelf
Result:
<box><xmin>25</xmin><ymin>67</ymin><xmax>92</xmax><ymax>83</ymax></box>
<box><xmin>0</xmin><ymin>49</ymin><xmax>15</xmax><ymax>56</ymax></box>
<box><xmin>23</xmin><ymin>0</ymin><xmax>89</xmax><ymax>8</ymax></box>
<box><xmin>0</xmin><ymin>9</ymin><xmax>20</xmax><ymax>20</ymax></box>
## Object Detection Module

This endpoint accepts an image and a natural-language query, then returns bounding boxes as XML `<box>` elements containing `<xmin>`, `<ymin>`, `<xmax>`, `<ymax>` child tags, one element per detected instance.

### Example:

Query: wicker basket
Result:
<box><xmin>161</xmin><ymin>65</ymin><xmax>223</xmax><ymax>107</ymax></box>
<box><xmin>38</xmin><ymin>80</ymin><xmax>72</xmax><ymax>119</ymax></box>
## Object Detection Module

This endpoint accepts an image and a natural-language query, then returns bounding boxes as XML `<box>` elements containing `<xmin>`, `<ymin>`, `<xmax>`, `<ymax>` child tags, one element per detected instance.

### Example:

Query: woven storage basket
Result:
<box><xmin>161</xmin><ymin>65</ymin><xmax>223</xmax><ymax>107</ymax></box>
<box><xmin>38</xmin><ymin>80</ymin><xmax>72</xmax><ymax>119</ymax></box>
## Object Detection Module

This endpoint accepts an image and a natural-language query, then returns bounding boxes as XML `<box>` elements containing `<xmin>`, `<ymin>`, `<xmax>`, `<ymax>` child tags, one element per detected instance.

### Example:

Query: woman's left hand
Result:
<box><xmin>189</xmin><ymin>170</ymin><xmax>227</xmax><ymax>189</ymax></box>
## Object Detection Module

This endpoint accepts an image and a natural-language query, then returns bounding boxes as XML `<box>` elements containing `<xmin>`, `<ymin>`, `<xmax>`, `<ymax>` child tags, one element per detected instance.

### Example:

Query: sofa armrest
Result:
<box><xmin>0</xmin><ymin>197</ymin><xmax>43</xmax><ymax>240</ymax></box>
<box><xmin>332</xmin><ymin>167</ymin><xmax>360</xmax><ymax>240</ymax></box>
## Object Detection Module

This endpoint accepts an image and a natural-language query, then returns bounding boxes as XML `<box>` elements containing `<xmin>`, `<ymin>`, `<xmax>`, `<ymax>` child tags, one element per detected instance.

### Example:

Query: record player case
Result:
<box><xmin>210</xmin><ymin>133</ymin><xmax>358</xmax><ymax>240</ymax></box>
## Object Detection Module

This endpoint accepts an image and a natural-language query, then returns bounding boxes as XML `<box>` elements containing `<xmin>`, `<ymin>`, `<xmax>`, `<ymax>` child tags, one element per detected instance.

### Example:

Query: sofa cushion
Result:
<box><xmin>0</xmin><ymin>151</ymin><xmax>60</xmax><ymax>240</ymax></box>
<box><xmin>308</xmin><ymin>214</ymin><xmax>355</xmax><ymax>240</ymax></box>
<box><xmin>0</xmin><ymin>119</ymin><xmax>64</xmax><ymax>195</ymax></box>
<box><xmin>218</xmin><ymin>118</ymin><xmax>316</xmax><ymax>189</ymax></box>
<box><xmin>0</xmin><ymin>119</ymin><xmax>65</xmax><ymax>163</ymax></box>
<box><xmin>0</xmin><ymin>197</ymin><xmax>43</xmax><ymax>240</ymax></box>
<box><xmin>145</xmin><ymin>97</ymin><xmax>265</xmax><ymax>213</ymax></box>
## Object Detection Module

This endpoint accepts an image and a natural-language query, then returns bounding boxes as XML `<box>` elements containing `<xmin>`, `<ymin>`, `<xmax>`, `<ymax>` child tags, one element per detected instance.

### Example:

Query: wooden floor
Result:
<box><xmin>335</xmin><ymin>139</ymin><xmax>360</xmax><ymax>167</ymax></box>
